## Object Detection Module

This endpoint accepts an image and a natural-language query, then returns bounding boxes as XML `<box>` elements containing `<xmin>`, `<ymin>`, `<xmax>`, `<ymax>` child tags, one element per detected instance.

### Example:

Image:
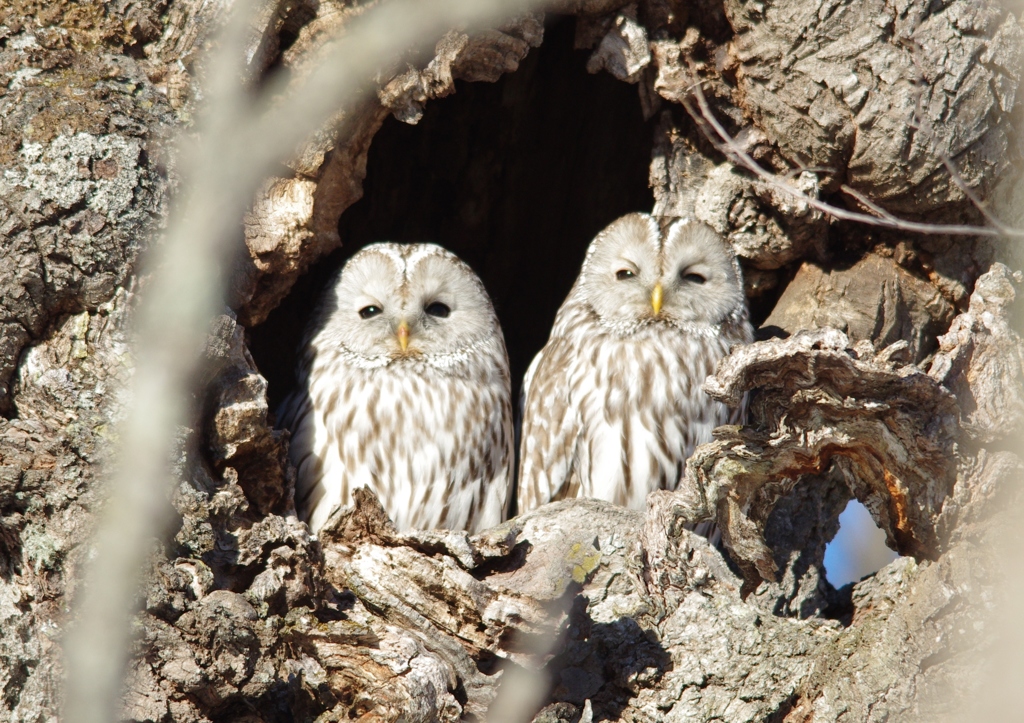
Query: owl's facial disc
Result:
<box><xmin>581</xmin><ymin>215</ymin><xmax>742</xmax><ymax>332</ymax></box>
<box><xmin>323</xmin><ymin>243</ymin><xmax>499</xmax><ymax>364</ymax></box>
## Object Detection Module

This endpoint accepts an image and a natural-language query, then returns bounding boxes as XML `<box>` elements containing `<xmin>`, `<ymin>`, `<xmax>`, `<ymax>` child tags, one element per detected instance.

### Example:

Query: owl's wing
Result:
<box><xmin>517</xmin><ymin>337</ymin><xmax>582</xmax><ymax>513</ymax></box>
<box><xmin>275</xmin><ymin>388</ymin><xmax>304</xmax><ymax>431</ymax></box>
<box><xmin>276</xmin><ymin>388</ymin><xmax>326</xmax><ymax>522</ymax></box>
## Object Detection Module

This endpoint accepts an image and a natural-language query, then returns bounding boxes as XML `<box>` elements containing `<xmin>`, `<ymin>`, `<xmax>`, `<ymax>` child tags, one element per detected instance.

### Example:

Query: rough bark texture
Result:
<box><xmin>1</xmin><ymin>0</ymin><xmax>1023</xmax><ymax>722</ymax></box>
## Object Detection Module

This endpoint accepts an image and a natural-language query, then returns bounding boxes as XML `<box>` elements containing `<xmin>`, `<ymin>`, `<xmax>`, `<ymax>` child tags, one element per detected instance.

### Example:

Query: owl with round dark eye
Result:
<box><xmin>517</xmin><ymin>213</ymin><xmax>752</xmax><ymax>514</ymax></box>
<box><xmin>278</xmin><ymin>243</ymin><xmax>513</xmax><ymax>534</ymax></box>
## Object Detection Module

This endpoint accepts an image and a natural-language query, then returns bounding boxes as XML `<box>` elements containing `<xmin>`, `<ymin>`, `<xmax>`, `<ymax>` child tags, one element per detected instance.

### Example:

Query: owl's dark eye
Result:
<box><xmin>424</xmin><ymin>301</ymin><xmax>451</xmax><ymax>318</ymax></box>
<box><xmin>359</xmin><ymin>305</ymin><xmax>382</xmax><ymax>319</ymax></box>
<box><xmin>681</xmin><ymin>271</ymin><xmax>706</xmax><ymax>284</ymax></box>
<box><xmin>615</xmin><ymin>269</ymin><xmax>635</xmax><ymax>280</ymax></box>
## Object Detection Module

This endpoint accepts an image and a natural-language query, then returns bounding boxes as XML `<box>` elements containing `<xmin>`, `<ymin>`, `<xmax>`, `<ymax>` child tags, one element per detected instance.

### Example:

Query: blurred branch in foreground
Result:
<box><xmin>61</xmin><ymin>1</ymin><xmax>549</xmax><ymax>722</ymax></box>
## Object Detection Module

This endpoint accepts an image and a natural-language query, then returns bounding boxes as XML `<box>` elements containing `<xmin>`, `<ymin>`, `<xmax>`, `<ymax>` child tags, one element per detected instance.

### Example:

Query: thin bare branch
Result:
<box><xmin>900</xmin><ymin>34</ymin><xmax>1017</xmax><ymax>237</ymax></box>
<box><xmin>839</xmin><ymin>183</ymin><xmax>912</xmax><ymax>223</ymax></box>
<box><xmin>679</xmin><ymin>64</ymin><xmax>1024</xmax><ymax>239</ymax></box>
<box><xmin>937</xmin><ymin>151</ymin><xmax>1016</xmax><ymax>236</ymax></box>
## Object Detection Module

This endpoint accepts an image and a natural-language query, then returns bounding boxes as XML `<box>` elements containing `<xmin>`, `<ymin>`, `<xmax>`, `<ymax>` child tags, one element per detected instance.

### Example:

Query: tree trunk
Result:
<box><xmin>1</xmin><ymin>0</ymin><xmax>1023</xmax><ymax>721</ymax></box>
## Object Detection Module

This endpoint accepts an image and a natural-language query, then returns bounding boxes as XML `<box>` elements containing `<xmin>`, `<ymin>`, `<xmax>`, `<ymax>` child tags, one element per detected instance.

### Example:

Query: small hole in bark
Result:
<box><xmin>476</xmin><ymin>649</ymin><xmax>501</xmax><ymax>676</ymax></box>
<box><xmin>250</xmin><ymin>16</ymin><xmax>655</xmax><ymax>410</ymax></box>
<box><xmin>823</xmin><ymin>500</ymin><xmax>899</xmax><ymax>587</ymax></box>
<box><xmin>470</xmin><ymin>540</ymin><xmax>532</xmax><ymax>580</ymax></box>
<box><xmin>452</xmin><ymin>678</ymin><xmax>470</xmax><ymax>709</ymax></box>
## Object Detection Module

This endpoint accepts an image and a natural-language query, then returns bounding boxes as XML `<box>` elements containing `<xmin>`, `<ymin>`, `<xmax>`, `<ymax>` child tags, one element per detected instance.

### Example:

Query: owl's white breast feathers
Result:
<box><xmin>291</xmin><ymin>339</ymin><xmax>512</xmax><ymax>533</ymax></box>
<box><xmin>519</xmin><ymin>314</ymin><xmax>749</xmax><ymax>512</ymax></box>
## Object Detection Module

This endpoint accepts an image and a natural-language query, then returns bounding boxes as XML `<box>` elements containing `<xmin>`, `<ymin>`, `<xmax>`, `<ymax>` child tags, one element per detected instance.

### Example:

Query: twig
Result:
<box><xmin>900</xmin><ymin>34</ymin><xmax>1017</xmax><ymax>237</ymax></box>
<box><xmin>839</xmin><ymin>183</ymin><xmax>912</xmax><ymax>223</ymax></box>
<box><xmin>61</xmin><ymin>2</ymin><xmax>549</xmax><ymax>723</ymax></box>
<box><xmin>679</xmin><ymin>66</ymin><xmax>1024</xmax><ymax>239</ymax></box>
<box><xmin>937</xmin><ymin>144</ymin><xmax>1016</xmax><ymax>236</ymax></box>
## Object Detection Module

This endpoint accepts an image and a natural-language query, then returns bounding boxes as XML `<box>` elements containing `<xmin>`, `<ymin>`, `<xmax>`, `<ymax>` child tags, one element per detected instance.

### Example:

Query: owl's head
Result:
<box><xmin>317</xmin><ymin>243</ymin><xmax>500</xmax><ymax>363</ymax></box>
<box><xmin>578</xmin><ymin>213</ymin><xmax>745</xmax><ymax>332</ymax></box>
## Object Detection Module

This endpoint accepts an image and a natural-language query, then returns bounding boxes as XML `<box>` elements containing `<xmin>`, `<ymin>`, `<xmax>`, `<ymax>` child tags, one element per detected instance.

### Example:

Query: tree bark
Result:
<box><xmin>1</xmin><ymin>0</ymin><xmax>1022</xmax><ymax>721</ymax></box>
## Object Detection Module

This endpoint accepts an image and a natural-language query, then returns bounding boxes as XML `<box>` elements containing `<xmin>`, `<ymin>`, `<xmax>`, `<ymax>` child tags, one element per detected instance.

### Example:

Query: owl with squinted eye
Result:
<box><xmin>517</xmin><ymin>213</ymin><xmax>752</xmax><ymax>514</ymax></box>
<box><xmin>279</xmin><ymin>242</ymin><xmax>513</xmax><ymax>534</ymax></box>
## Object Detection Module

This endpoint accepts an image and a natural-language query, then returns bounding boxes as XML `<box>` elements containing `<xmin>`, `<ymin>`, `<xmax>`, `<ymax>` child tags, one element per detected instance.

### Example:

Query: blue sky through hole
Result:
<box><xmin>824</xmin><ymin>500</ymin><xmax>899</xmax><ymax>588</ymax></box>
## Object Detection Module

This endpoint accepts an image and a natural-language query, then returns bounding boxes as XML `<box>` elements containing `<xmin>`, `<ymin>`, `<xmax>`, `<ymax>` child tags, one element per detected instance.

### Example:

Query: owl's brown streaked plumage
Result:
<box><xmin>517</xmin><ymin>213</ymin><xmax>752</xmax><ymax>514</ymax></box>
<box><xmin>279</xmin><ymin>243</ymin><xmax>513</xmax><ymax>534</ymax></box>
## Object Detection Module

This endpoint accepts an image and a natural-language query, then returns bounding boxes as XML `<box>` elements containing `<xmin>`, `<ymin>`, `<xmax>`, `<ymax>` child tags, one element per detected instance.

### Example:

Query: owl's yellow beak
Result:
<box><xmin>396</xmin><ymin>320</ymin><xmax>410</xmax><ymax>352</ymax></box>
<box><xmin>651</xmin><ymin>282</ymin><xmax>663</xmax><ymax>315</ymax></box>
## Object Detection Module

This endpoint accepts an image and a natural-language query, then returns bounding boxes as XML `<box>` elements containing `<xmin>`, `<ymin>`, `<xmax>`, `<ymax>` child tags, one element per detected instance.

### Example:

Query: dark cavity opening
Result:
<box><xmin>250</xmin><ymin>16</ymin><xmax>655</xmax><ymax>410</ymax></box>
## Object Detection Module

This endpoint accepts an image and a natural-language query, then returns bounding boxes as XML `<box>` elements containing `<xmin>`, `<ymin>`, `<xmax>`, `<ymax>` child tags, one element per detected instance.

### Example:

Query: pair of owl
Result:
<box><xmin>279</xmin><ymin>213</ymin><xmax>753</xmax><ymax>534</ymax></box>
